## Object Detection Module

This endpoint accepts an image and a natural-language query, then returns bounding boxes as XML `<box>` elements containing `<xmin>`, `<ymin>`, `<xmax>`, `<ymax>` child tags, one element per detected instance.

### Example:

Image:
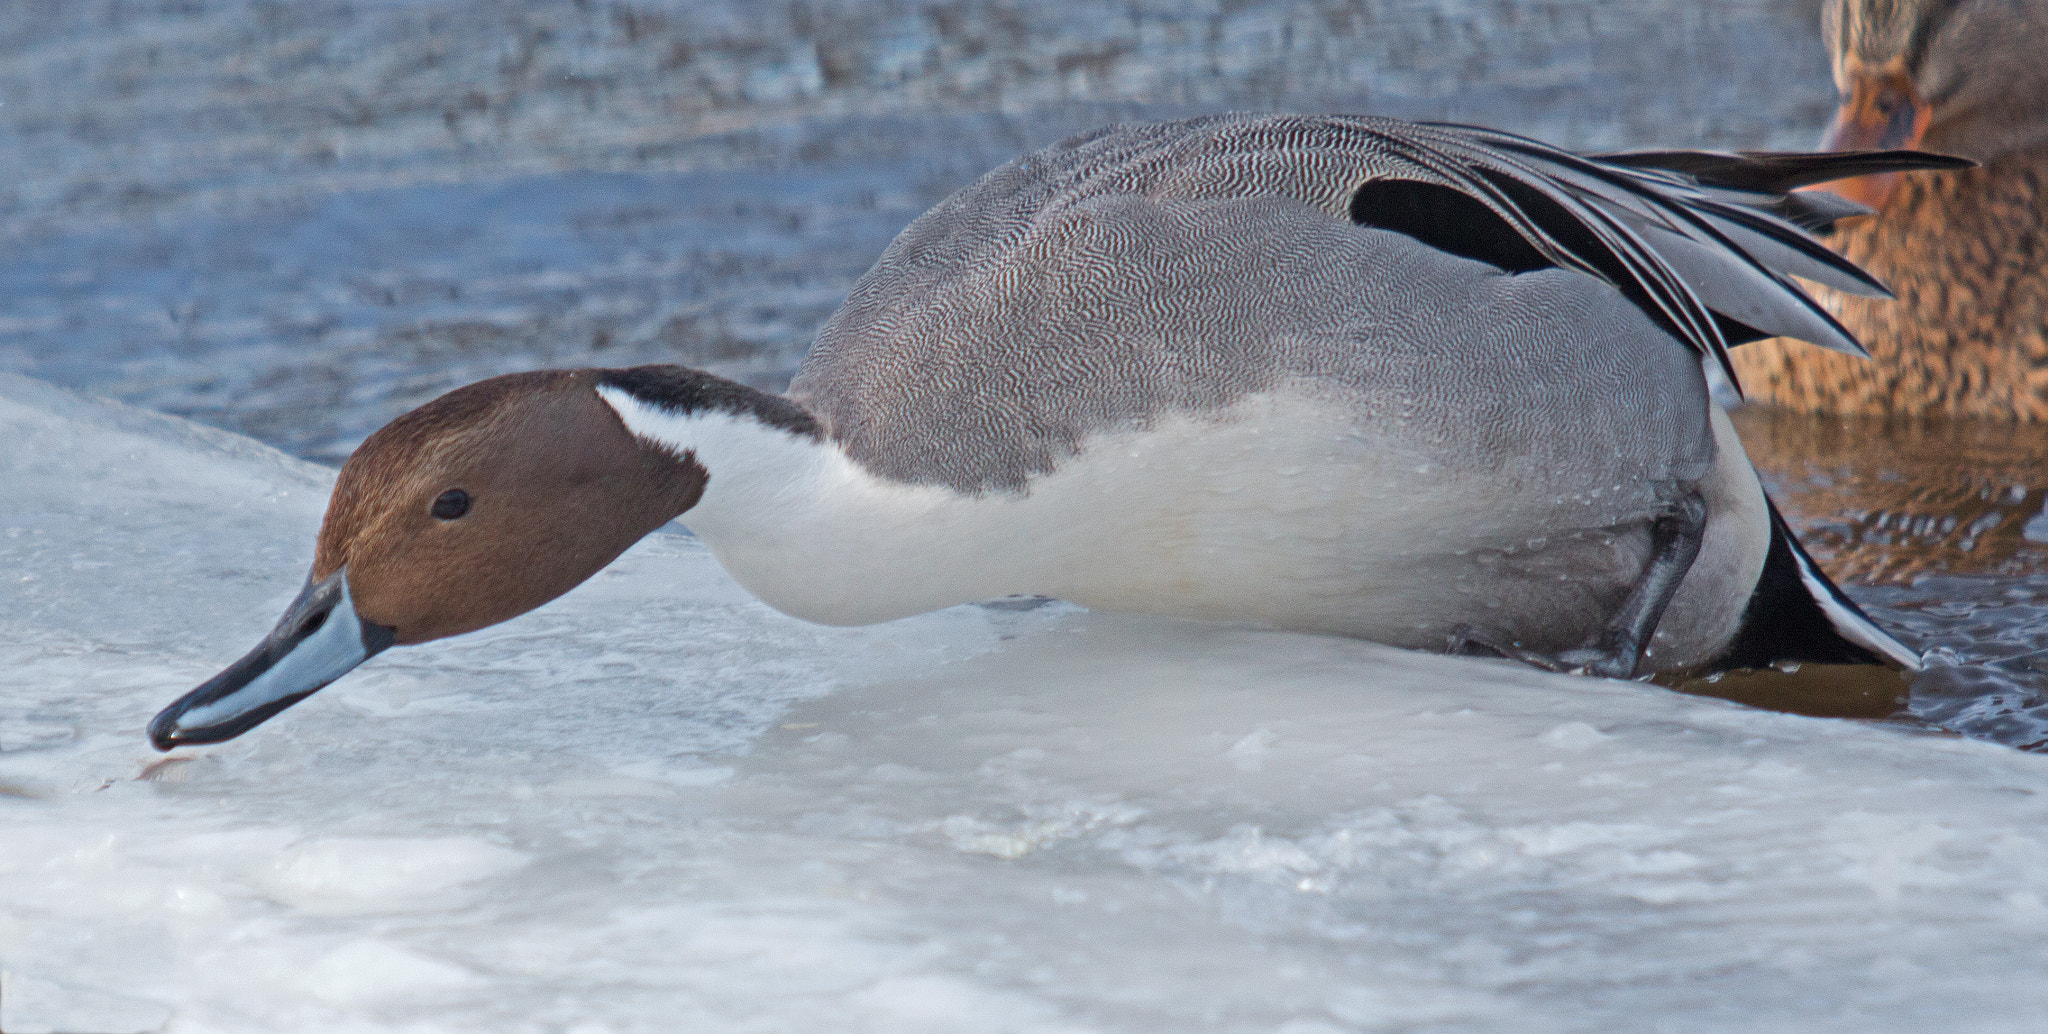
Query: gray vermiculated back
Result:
<box><xmin>786</xmin><ymin>114</ymin><xmax>1775</xmax><ymax>494</ymax></box>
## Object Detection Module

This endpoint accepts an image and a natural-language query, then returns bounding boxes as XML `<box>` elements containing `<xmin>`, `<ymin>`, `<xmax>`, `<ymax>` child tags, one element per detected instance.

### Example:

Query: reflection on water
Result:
<box><xmin>1732</xmin><ymin>407</ymin><xmax>2048</xmax><ymax>582</ymax></box>
<box><xmin>1662</xmin><ymin>663</ymin><xmax>1911</xmax><ymax>720</ymax></box>
<box><xmin>1726</xmin><ymin>407</ymin><xmax>2048</xmax><ymax>750</ymax></box>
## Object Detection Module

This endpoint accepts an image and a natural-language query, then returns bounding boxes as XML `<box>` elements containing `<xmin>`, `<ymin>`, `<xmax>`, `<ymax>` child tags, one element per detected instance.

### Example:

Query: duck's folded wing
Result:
<box><xmin>804</xmin><ymin>115</ymin><xmax>1956</xmax><ymax>416</ymax></box>
<box><xmin>1145</xmin><ymin>117</ymin><xmax>1957</xmax><ymax>394</ymax></box>
<box><xmin>1380</xmin><ymin>124</ymin><xmax>1961</xmax><ymax>379</ymax></box>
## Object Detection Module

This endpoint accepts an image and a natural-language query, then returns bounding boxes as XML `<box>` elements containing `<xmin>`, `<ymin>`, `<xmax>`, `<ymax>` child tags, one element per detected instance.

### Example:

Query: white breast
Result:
<box><xmin>602</xmin><ymin>384</ymin><xmax>1763</xmax><ymax>665</ymax></box>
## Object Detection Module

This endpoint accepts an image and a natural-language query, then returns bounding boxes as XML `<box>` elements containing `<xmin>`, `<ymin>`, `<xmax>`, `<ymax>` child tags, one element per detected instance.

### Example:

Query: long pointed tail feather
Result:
<box><xmin>1593</xmin><ymin>148</ymin><xmax>1974</xmax><ymax>236</ymax></box>
<box><xmin>1713</xmin><ymin>496</ymin><xmax>1923</xmax><ymax>672</ymax></box>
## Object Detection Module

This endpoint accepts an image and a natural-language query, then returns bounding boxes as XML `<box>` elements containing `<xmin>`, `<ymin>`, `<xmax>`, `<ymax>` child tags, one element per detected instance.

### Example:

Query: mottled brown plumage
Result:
<box><xmin>1732</xmin><ymin>0</ymin><xmax>2048</xmax><ymax>416</ymax></box>
<box><xmin>1734</xmin><ymin>158</ymin><xmax>2048</xmax><ymax>415</ymax></box>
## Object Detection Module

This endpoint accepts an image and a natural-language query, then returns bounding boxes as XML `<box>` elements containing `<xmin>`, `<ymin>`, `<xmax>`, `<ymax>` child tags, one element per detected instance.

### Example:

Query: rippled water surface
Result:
<box><xmin>1734</xmin><ymin>408</ymin><xmax>2048</xmax><ymax>750</ymax></box>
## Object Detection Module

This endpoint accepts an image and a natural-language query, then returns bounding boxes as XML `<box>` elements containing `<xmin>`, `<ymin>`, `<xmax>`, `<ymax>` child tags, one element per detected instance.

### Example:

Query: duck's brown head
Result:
<box><xmin>318</xmin><ymin>369</ymin><xmax>709</xmax><ymax>643</ymax></box>
<box><xmin>1817</xmin><ymin>0</ymin><xmax>2048</xmax><ymax>206</ymax></box>
<box><xmin>148</xmin><ymin>367</ymin><xmax>715</xmax><ymax>749</ymax></box>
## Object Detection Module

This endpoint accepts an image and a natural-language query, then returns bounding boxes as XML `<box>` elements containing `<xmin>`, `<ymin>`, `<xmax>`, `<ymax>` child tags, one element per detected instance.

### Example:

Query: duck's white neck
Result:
<box><xmin>597</xmin><ymin>385</ymin><xmax>1020</xmax><ymax>624</ymax></box>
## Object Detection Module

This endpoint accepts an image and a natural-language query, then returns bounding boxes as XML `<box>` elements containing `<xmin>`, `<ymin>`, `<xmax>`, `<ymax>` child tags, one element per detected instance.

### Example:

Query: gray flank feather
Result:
<box><xmin>789</xmin><ymin>114</ymin><xmax>1907</xmax><ymax>494</ymax></box>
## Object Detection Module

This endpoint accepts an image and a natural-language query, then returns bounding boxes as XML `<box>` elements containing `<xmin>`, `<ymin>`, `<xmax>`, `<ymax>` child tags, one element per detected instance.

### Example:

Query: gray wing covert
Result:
<box><xmin>788</xmin><ymin>114</ymin><xmax>1909</xmax><ymax>494</ymax></box>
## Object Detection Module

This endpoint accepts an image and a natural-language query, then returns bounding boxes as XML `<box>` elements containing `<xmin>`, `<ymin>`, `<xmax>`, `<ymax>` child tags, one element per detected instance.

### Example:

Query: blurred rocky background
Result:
<box><xmin>0</xmin><ymin>0</ymin><xmax>1838</xmax><ymax>462</ymax></box>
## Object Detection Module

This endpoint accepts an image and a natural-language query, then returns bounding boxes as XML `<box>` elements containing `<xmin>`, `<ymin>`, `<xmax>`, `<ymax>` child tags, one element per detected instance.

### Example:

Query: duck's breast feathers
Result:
<box><xmin>791</xmin><ymin>114</ymin><xmax>1878</xmax><ymax>494</ymax></box>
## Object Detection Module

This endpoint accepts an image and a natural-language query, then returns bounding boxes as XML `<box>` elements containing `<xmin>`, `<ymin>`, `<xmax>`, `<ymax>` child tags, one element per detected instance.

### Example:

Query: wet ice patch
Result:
<box><xmin>849</xmin><ymin>975</ymin><xmax>1087</xmax><ymax>1034</ymax></box>
<box><xmin>935</xmin><ymin>799</ymin><xmax>1145</xmax><ymax>859</ymax></box>
<box><xmin>260</xmin><ymin>837</ymin><xmax>529</xmax><ymax>915</ymax></box>
<box><xmin>1506</xmin><ymin>821</ymin><xmax>1665</xmax><ymax>858</ymax></box>
<box><xmin>608</xmin><ymin>758</ymin><xmax>735</xmax><ymax>788</ymax></box>
<box><xmin>1539</xmin><ymin>721</ymin><xmax>1608</xmax><ymax>750</ymax></box>
<box><xmin>1828</xmin><ymin>812</ymin><xmax>1962</xmax><ymax>902</ymax></box>
<box><xmin>1317</xmin><ymin>983</ymin><xmax>1505</xmax><ymax>1030</ymax></box>
<box><xmin>0</xmin><ymin>719</ymin><xmax>75</xmax><ymax>753</ymax></box>
<box><xmin>0</xmin><ymin>969</ymin><xmax>169</xmax><ymax>1034</ymax></box>
<box><xmin>295</xmin><ymin>940</ymin><xmax>478</xmax><ymax>1005</ymax></box>
<box><xmin>1225</xmin><ymin>726</ymin><xmax>1278</xmax><ymax>771</ymax></box>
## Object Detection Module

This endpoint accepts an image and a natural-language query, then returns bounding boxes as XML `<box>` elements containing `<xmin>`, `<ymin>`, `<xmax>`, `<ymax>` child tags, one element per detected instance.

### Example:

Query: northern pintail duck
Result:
<box><xmin>150</xmin><ymin>114</ymin><xmax>1944</xmax><ymax>749</ymax></box>
<box><xmin>1733</xmin><ymin>0</ymin><xmax>2048</xmax><ymax>418</ymax></box>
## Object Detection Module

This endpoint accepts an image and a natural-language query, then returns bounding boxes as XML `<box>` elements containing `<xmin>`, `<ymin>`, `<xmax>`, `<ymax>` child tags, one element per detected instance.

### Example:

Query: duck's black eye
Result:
<box><xmin>431</xmin><ymin>489</ymin><xmax>471</xmax><ymax>521</ymax></box>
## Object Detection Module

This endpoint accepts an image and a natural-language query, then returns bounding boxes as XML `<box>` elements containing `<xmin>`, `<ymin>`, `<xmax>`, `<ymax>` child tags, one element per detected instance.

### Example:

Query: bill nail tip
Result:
<box><xmin>146</xmin><ymin>715</ymin><xmax>182</xmax><ymax>751</ymax></box>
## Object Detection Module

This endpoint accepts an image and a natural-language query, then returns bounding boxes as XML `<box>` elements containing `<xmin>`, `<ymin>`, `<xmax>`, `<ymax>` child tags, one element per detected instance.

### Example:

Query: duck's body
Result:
<box><xmin>610</xmin><ymin>195</ymin><xmax>1766</xmax><ymax>666</ymax></box>
<box><xmin>1732</xmin><ymin>0</ymin><xmax>2048</xmax><ymax>417</ymax></box>
<box><xmin>150</xmin><ymin>114</ymin><xmax>1935</xmax><ymax>749</ymax></box>
<box><xmin>612</xmin><ymin>376</ymin><xmax>1761</xmax><ymax>668</ymax></box>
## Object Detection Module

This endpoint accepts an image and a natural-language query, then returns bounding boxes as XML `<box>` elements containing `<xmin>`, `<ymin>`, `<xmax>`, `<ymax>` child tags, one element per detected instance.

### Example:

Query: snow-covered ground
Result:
<box><xmin>9</xmin><ymin>377</ymin><xmax>2048</xmax><ymax>1033</ymax></box>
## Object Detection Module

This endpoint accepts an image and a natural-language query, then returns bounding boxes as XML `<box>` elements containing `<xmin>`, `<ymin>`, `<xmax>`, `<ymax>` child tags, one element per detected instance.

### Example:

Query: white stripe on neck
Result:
<box><xmin>598</xmin><ymin>384</ymin><xmax>1424</xmax><ymax>635</ymax></box>
<box><xmin>597</xmin><ymin>384</ymin><xmax>1012</xmax><ymax>624</ymax></box>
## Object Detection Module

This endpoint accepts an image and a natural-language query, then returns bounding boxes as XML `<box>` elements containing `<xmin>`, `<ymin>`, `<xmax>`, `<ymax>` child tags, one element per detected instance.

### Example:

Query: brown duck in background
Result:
<box><xmin>1733</xmin><ymin>0</ymin><xmax>2048</xmax><ymax>417</ymax></box>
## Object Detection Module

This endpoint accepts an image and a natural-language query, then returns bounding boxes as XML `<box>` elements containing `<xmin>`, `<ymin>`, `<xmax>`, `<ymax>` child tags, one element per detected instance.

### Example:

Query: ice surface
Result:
<box><xmin>1</xmin><ymin>968</ymin><xmax>170</xmax><ymax>1034</ymax></box>
<box><xmin>9</xmin><ymin>374</ymin><xmax>2048</xmax><ymax>1032</ymax></box>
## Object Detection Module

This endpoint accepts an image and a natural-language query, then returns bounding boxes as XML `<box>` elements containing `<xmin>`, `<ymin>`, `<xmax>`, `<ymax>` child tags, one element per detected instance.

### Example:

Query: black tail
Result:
<box><xmin>1713</xmin><ymin>496</ymin><xmax>1923</xmax><ymax>671</ymax></box>
<box><xmin>1594</xmin><ymin>148</ymin><xmax>1973</xmax><ymax>234</ymax></box>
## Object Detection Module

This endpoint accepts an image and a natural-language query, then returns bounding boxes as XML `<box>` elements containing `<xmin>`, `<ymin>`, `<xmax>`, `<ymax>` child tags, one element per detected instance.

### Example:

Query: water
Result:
<box><xmin>0</xmin><ymin>165</ymin><xmax>944</xmax><ymax>463</ymax></box>
<box><xmin>1734</xmin><ymin>408</ymin><xmax>2048</xmax><ymax>750</ymax></box>
<box><xmin>0</xmin><ymin>0</ymin><xmax>1838</xmax><ymax>463</ymax></box>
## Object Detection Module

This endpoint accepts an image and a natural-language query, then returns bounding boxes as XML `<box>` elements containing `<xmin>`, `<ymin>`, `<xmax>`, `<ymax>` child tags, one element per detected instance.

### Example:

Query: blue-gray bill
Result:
<box><xmin>148</xmin><ymin>569</ymin><xmax>394</xmax><ymax>750</ymax></box>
